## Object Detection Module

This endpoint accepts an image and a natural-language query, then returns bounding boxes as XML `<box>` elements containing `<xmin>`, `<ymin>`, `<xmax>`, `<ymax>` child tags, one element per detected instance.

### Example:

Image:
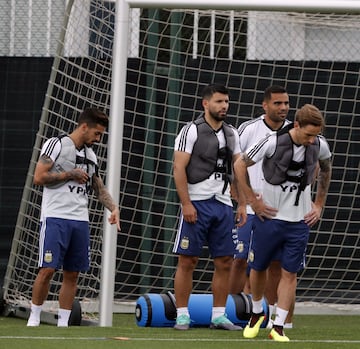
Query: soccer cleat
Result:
<box><xmin>269</xmin><ymin>326</ymin><xmax>290</xmax><ymax>342</ymax></box>
<box><xmin>284</xmin><ymin>322</ymin><xmax>293</xmax><ymax>329</ymax></box>
<box><xmin>243</xmin><ymin>312</ymin><xmax>265</xmax><ymax>338</ymax></box>
<box><xmin>210</xmin><ymin>314</ymin><xmax>242</xmax><ymax>330</ymax></box>
<box><xmin>174</xmin><ymin>314</ymin><xmax>191</xmax><ymax>330</ymax></box>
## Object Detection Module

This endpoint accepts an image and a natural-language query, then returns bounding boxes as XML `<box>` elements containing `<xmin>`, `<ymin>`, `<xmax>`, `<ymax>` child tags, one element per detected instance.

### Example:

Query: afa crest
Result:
<box><xmin>44</xmin><ymin>251</ymin><xmax>53</xmax><ymax>263</ymax></box>
<box><xmin>236</xmin><ymin>241</ymin><xmax>244</xmax><ymax>253</ymax></box>
<box><xmin>180</xmin><ymin>237</ymin><xmax>189</xmax><ymax>250</ymax></box>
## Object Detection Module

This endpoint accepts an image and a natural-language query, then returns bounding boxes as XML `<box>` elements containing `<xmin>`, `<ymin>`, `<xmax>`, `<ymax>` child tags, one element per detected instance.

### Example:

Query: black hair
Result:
<box><xmin>78</xmin><ymin>108</ymin><xmax>109</xmax><ymax>128</ymax></box>
<box><xmin>201</xmin><ymin>84</ymin><xmax>229</xmax><ymax>99</ymax></box>
<box><xmin>263</xmin><ymin>85</ymin><xmax>287</xmax><ymax>101</ymax></box>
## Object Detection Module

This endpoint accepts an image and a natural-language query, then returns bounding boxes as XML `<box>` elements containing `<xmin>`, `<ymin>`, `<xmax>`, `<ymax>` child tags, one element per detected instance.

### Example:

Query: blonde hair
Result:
<box><xmin>295</xmin><ymin>104</ymin><xmax>325</xmax><ymax>130</ymax></box>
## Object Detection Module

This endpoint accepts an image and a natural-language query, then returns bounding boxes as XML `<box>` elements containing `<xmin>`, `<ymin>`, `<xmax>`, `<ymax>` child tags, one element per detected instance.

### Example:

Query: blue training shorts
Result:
<box><xmin>248</xmin><ymin>217</ymin><xmax>309</xmax><ymax>273</ymax></box>
<box><xmin>173</xmin><ymin>197</ymin><xmax>236</xmax><ymax>258</ymax></box>
<box><xmin>39</xmin><ymin>217</ymin><xmax>90</xmax><ymax>272</ymax></box>
<box><xmin>233</xmin><ymin>214</ymin><xmax>254</xmax><ymax>259</ymax></box>
<box><xmin>233</xmin><ymin>214</ymin><xmax>282</xmax><ymax>262</ymax></box>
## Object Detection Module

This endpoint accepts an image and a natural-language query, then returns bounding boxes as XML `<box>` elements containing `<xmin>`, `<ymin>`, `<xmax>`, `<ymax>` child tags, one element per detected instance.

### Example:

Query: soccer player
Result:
<box><xmin>172</xmin><ymin>84</ymin><xmax>245</xmax><ymax>331</ymax></box>
<box><xmin>27</xmin><ymin>108</ymin><xmax>121</xmax><ymax>327</ymax></box>
<box><xmin>229</xmin><ymin>85</ymin><xmax>294</xmax><ymax>327</ymax></box>
<box><xmin>234</xmin><ymin>104</ymin><xmax>332</xmax><ymax>341</ymax></box>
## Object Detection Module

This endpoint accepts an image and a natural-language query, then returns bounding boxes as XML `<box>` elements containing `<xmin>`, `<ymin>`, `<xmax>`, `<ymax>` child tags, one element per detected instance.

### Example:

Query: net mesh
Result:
<box><xmin>2</xmin><ymin>1</ymin><xmax>360</xmax><ymax>317</ymax></box>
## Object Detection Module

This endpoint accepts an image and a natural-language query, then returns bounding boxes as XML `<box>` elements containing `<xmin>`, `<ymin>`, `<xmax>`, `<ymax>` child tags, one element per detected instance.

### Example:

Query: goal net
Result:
<box><xmin>3</xmin><ymin>0</ymin><xmax>360</xmax><ymax>322</ymax></box>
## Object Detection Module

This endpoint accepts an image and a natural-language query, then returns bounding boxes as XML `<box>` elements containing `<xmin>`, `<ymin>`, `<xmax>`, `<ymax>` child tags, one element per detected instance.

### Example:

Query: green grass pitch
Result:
<box><xmin>1</xmin><ymin>313</ymin><xmax>360</xmax><ymax>349</ymax></box>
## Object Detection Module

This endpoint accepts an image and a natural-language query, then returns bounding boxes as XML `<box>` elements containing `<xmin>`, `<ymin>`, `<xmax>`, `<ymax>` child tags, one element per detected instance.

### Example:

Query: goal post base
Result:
<box><xmin>3</xmin><ymin>299</ymin><xmax>97</xmax><ymax>326</ymax></box>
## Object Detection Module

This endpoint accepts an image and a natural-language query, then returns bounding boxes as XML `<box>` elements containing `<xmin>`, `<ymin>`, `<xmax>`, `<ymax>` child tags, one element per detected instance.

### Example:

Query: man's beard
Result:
<box><xmin>210</xmin><ymin>111</ymin><xmax>226</xmax><ymax>122</ymax></box>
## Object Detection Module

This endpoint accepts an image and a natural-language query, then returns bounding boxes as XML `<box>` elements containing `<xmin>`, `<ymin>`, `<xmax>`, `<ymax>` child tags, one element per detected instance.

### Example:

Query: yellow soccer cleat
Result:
<box><xmin>243</xmin><ymin>313</ymin><xmax>265</xmax><ymax>339</ymax></box>
<box><xmin>269</xmin><ymin>327</ymin><xmax>290</xmax><ymax>342</ymax></box>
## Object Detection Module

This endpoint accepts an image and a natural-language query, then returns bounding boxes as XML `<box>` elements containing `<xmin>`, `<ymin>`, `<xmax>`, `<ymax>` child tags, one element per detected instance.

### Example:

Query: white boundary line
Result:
<box><xmin>1</xmin><ymin>336</ymin><xmax>360</xmax><ymax>343</ymax></box>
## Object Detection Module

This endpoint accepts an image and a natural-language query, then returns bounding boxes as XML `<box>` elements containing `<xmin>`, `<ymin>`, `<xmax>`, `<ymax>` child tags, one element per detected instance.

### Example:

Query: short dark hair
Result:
<box><xmin>263</xmin><ymin>85</ymin><xmax>287</xmax><ymax>101</ymax></box>
<box><xmin>201</xmin><ymin>84</ymin><xmax>229</xmax><ymax>99</ymax></box>
<box><xmin>78</xmin><ymin>108</ymin><xmax>109</xmax><ymax>128</ymax></box>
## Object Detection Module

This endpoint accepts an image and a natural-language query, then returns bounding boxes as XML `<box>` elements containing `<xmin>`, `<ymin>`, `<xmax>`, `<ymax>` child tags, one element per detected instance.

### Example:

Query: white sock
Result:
<box><xmin>211</xmin><ymin>307</ymin><xmax>225</xmax><ymax>321</ymax></box>
<box><xmin>268</xmin><ymin>304</ymin><xmax>275</xmax><ymax>319</ymax></box>
<box><xmin>252</xmin><ymin>298</ymin><xmax>264</xmax><ymax>314</ymax></box>
<box><xmin>273</xmin><ymin>306</ymin><xmax>289</xmax><ymax>327</ymax></box>
<box><xmin>57</xmin><ymin>308</ymin><xmax>71</xmax><ymax>327</ymax></box>
<box><xmin>27</xmin><ymin>302</ymin><xmax>43</xmax><ymax>326</ymax></box>
<box><xmin>176</xmin><ymin>307</ymin><xmax>189</xmax><ymax>317</ymax></box>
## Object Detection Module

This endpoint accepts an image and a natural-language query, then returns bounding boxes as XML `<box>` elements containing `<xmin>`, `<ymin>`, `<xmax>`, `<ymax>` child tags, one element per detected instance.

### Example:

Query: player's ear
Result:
<box><xmin>80</xmin><ymin>123</ymin><xmax>88</xmax><ymax>133</ymax></box>
<box><xmin>202</xmin><ymin>98</ymin><xmax>208</xmax><ymax>109</ymax></box>
<box><xmin>262</xmin><ymin>100</ymin><xmax>267</xmax><ymax>113</ymax></box>
<box><xmin>293</xmin><ymin>120</ymin><xmax>300</xmax><ymax>129</ymax></box>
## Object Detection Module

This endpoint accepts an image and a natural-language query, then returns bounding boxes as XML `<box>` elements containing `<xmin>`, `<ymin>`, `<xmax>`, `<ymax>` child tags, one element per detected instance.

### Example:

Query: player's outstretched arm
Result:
<box><xmin>92</xmin><ymin>174</ymin><xmax>121</xmax><ymax>232</ymax></box>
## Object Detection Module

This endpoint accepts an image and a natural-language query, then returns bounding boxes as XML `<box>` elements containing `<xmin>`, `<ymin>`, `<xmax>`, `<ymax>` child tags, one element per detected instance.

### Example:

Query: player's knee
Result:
<box><xmin>37</xmin><ymin>267</ymin><xmax>55</xmax><ymax>283</ymax></box>
<box><xmin>214</xmin><ymin>255</ymin><xmax>233</xmax><ymax>271</ymax></box>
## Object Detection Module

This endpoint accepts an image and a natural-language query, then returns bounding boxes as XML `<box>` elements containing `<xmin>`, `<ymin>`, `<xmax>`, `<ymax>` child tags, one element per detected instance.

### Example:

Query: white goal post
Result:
<box><xmin>2</xmin><ymin>0</ymin><xmax>360</xmax><ymax>328</ymax></box>
<box><xmin>127</xmin><ymin>0</ymin><xmax>360</xmax><ymax>12</ymax></box>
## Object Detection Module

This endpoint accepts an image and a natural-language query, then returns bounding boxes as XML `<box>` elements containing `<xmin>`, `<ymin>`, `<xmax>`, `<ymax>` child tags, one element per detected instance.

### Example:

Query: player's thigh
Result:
<box><xmin>208</xmin><ymin>202</ymin><xmax>236</xmax><ymax>258</ymax></box>
<box><xmin>39</xmin><ymin>217</ymin><xmax>71</xmax><ymax>268</ymax></box>
<box><xmin>63</xmin><ymin>220</ymin><xmax>90</xmax><ymax>271</ymax></box>
<box><xmin>282</xmin><ymin>221</ymin><xmax>309</xmax><ymax>273</ymax></box>
<box><xmin>249</xmin><ymin>218</ymin><xmax>283</xmax><ymax>271</ymax></box>
<box><xmin>172</xmin><ymin>215</ymin><xmax>206</xmax><ymax>256</ymax></box>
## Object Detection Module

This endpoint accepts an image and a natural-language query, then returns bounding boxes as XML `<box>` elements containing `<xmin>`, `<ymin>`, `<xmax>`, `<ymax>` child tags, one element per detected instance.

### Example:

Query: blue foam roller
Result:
<box><xmin>135</xmin><ymin>292</ymin><xmax>268</xmax><ymax>328</ymax></box>
<box><xmin>187</xmin><ymin>293</ymin><xmax>213</xmax><ymax>326</ymax></box>
<box><xmin>135</xmin><ymin>293</ymin><xmax>176</xmax><ymax>327</ymax></box>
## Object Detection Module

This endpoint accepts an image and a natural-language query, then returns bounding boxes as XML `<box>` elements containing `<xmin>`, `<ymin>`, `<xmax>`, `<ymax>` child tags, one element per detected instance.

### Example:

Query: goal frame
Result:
<box><xmin>99</xmin><ymin>0</ymin><xmax>360</xmax><ymax>327</ymax></box>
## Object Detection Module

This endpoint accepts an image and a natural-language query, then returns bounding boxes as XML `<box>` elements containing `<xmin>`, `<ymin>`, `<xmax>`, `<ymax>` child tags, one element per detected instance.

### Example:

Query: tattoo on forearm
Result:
<box><xmin>39</xmin><ymin>155</ymin><xmax>67</xmax><ymax>184</ymax></box>
<box><xmin>45</xmin><ymin>172</ymin><xmax>65</xmax><ymax>184</ymax></box>
<box><xmin>93</xmin><ymin>176</ymin><xmax>117</xmax><ymax>211</ymax></box>
<box><xmin>316</xmin><ymin>158</ymin><xmax>332</xmax><ymax>201</ymax></box>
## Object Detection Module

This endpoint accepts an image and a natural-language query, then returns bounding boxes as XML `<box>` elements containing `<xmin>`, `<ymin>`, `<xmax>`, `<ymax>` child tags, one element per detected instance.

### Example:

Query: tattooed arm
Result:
<box><xmin>92</xmin><ymin>174</ymin><xmax>121</xmax><ymax>231</ymax></box>
<box><xmin>304</xmin><ymin>157</ymin><xmax>332</xmax><ymax>227</ymax></box>
<box><xmin>33</xmin><ymin>154</ymin><xmax>89</xmax><ymax>186</ymax></box>
<box><xmin>314</xmin><ymin>158</ymin><xmax>332</xmax><ymax>208</ymax></box>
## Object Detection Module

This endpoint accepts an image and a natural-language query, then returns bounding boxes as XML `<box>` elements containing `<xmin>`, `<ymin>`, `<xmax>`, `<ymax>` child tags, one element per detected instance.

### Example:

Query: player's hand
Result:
<box><xmin>250</xmin><ymin>195</ymin><xmax>277</xmax><ymax>221</ymax></box>
<box><xmin>235</xmin><ymin>204</ymin><xmax>247</xmax><ymax>227</ymax></box>
<box><xmin>256</xmin><ymin>205</ymin><xmax>278</xmax><ymax>221</ymax></box>
<box><xmin>304</xmin><ymin>202</ymin><xmax>322</xmax><ymax>227</ymax></box>
<box><xmin>182</xmin><ymin>202</ymin><xmax>197</xmax><ymax>224</ymax></box>
<box><xmin>108</xmin><ymin>207</ymin><xmax>121</xmax><ymax>232</ymax></box>
<box><xmin>69</xmin><ymin>168</ymin><xmax>89</xmax><ymax>184</ymax></box>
